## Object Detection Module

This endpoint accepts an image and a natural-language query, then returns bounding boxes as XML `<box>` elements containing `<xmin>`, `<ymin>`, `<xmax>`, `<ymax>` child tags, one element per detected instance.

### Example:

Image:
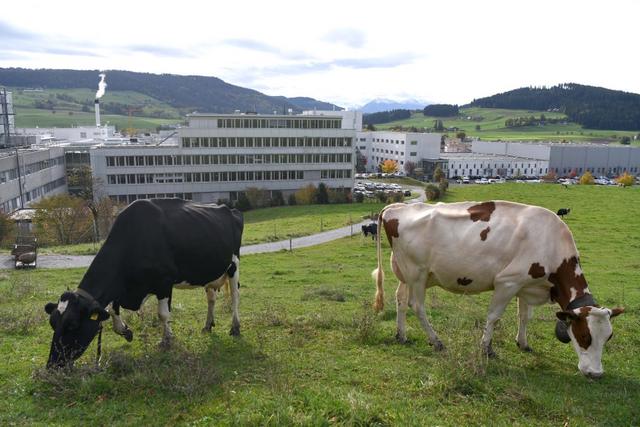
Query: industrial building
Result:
<box><xmin>89</xmin><ymin>111</ymin><xmax>358</xmax><ymax>204</ymax></box>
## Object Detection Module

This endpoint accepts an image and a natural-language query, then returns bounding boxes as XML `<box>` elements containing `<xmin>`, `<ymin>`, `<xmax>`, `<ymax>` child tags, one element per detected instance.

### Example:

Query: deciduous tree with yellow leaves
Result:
<box><xmin>380</xmin><ymin>159</ymin><xmax>398</xmax><ymax>174</ymax></box>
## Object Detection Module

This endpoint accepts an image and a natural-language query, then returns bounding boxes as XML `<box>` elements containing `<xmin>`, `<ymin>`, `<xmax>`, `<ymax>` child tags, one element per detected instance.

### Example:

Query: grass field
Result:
<box><xmin>0</xmin><ymin>184</ymin><xmax>638</xmax><ymax>425</ymax></box>
<box><xmin>377</xmin><ymin>107</ymin><xmax>640</xmax><ymax>144</ymax></box>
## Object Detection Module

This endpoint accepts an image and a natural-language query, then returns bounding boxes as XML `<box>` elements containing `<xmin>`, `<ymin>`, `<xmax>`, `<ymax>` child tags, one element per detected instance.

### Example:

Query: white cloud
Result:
<box><xmin>1</xmin><ymin>0</ymin><xmax>639</xmax><ymax>107</ymax></box>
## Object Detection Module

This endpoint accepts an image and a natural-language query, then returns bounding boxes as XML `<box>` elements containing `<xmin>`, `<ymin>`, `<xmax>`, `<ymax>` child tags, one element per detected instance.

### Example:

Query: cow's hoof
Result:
<box><xmin>432</xmin><ymin>340</ymin><xmax>446</xmax><ymax>352</ymax></box>
<box><xmin>516</xmin><ymin>342</ymin><xmax>533</xmax><ymax>353</ymax></box>
<box><xmin>159</xmin><ymin>338</ymin><xmax>172</xmax><ymax>350</ymax></box>
<box><xmin>201</xmin><ymin>326</ymin><xmax>211</xmax><ymax>334</ymax></box>
<box><xmin>395</xmin><ymin>332</ymin><xmax>407</xmax><ymax>344</ymax></box>
<box><xmin>483</xmin><ymin>346</ymin><xmax>497</xmax><ymax>358</ymax></box>
<box><xmin>122</xmin><ymin>328</ymin><xmax>133</xmax><ymax>342</ymax></box>
<box><xmin>229</xmin><ymin>325</ymin><xmax>240</xmax><ymax>337</ymax></box>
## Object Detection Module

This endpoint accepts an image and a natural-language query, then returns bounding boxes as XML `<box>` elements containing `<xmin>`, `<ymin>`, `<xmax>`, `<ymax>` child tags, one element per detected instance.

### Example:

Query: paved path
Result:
<box><xmin>0</xmin><ymin>186</ymin><xmax>425</xmax><ymax>269</ymax></box>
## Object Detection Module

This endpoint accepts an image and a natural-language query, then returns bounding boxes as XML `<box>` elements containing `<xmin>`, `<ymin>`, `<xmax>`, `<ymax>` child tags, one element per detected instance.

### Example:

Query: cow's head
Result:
<box><xmin>44</xmin><ymin>291</ymin><xmax>109</xmax><ymax>368</ymax></box>
<box><xmin>555</xmin><ymin>306</ymin><xmax>624</xmax><ymax>379</ymax></box>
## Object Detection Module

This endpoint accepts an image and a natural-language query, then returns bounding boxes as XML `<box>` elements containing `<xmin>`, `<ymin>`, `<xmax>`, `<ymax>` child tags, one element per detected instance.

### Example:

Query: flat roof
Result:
<box><xmin>187</xmin><ymin>113</ymin><xmax>342</xmax><ymax>119</ymax></box>
<box><xmin>440</xmin><ymin>152</ymin><xmax>544</xmax><ymax>162</ymax></box>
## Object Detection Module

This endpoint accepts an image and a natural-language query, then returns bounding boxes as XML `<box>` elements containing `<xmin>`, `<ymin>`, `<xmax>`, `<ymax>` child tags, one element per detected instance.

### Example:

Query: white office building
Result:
<box><xmin>356</xmin><ymin>131</ymin><xmax>441</xmax><ymax>172</ymax></box>
<box><xmin>442</xmin><ymin>152</ymin><xmax>549</xmax><ymax>178</ymax></box>
<box><xmin>90</xmin><ymin>112</ymin><xmax>357</xmax><ymax>204</ymax></box>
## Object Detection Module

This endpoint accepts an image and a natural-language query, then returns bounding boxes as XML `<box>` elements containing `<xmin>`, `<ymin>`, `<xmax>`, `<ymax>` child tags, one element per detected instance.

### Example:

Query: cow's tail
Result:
<box><xmin>371</xmin><ymin>209</ymin><xmax>385</xmax><ymax>313</ymax></box>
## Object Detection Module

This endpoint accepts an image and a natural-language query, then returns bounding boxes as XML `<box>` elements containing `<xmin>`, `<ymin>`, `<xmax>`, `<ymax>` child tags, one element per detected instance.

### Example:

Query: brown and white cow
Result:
<box><xmin>372</xmin><ymin>201</ymin><xmax>624</xmax><ymax>378</ymax></box>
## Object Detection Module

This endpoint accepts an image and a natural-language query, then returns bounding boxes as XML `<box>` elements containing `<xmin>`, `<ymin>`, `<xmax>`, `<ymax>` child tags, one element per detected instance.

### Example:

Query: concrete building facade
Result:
<box><xmin>0</xmin><ymin>146</ymin><xmax>67</xmax><ymax>212</ymax></box>
<box><xmin>90</xmin><ymin>112</ymin><xmax>357</xmax><ymax>204</ymax></box>
<box><xmin>472</xmin><ymin>140</ymin><xmax>640</xmax><ymax>177</ymax></box>
<box><xmin>356</xmin><ymin>131</ymin><xmax>441</xmax><ymax>172</ymax></box>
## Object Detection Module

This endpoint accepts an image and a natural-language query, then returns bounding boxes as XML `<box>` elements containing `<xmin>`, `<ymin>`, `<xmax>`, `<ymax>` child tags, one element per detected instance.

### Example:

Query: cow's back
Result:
<box><xmin>383</xmin><ymin>201</ymin><xmax>578</xmax><ymax>293</ymax></box>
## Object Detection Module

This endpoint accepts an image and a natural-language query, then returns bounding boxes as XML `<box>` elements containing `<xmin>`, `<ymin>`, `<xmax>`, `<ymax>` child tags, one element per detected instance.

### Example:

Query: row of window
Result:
<box><xmin>107</xmin><ymin>169</ymin><xmax>352</xmax><ymax>185</ymax></box>
<box><xmin>182</xmin><ymin>136</ymin><xmax>352</xmax><ymax>148</ymax></box>
<box><xmin>216</xmin><ymin>118</ymin><xmax>342</xmax><ymax>129</ymax></box>
<box><xmin>0</xmin><ymin>177</ymin><xmax>66</xmax><ymax>213</ymax></box>
<box><xmin>106</xmin><ymin>153</ymin><xmax>353</xmax><ymax>168</ymax></box>
<box><xmin>0</xmin><ymin>156</ymin><xmax>64</xmax><ymax>184</ymax></box>
<box><xmin>449</xmin><ymin>162</ymin><xmax>542</xmax><ymax>170</ymax></box>
<box><xmin>452</xmin><ymin>168</ymin><xmax>548</xmax><ymax>176</ymax></box>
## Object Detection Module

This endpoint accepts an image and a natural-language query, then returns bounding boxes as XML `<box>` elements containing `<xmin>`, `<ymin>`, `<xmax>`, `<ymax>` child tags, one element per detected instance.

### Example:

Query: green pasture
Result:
<box><xmin>0</xmin><ymin>184</ymin><xmax>638</xmax><ymax>425</ymax></box>
<box><xmin>377</xmin><ymin>107</ymin><xmax>639</xmax><ymax>143</ymax></box>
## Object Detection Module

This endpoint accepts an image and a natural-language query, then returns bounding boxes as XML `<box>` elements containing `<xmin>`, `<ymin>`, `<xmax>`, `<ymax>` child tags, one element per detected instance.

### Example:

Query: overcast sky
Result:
<box><xmin>1</xmin><ymin>0</ymin><xmax>638</xmax><ymax>109</ymax></box>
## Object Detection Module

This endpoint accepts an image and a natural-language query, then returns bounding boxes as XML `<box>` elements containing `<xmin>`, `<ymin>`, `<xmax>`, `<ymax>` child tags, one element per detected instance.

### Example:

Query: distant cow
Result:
<box><xmin>361</xmin><ymin>222</ymin><xmax>378</xmax><ymax>240</ymax></box>
<box><xmin>372</xmin><ymin>201</ymin><xmax>623</xmax><ymax>378</ymax></box>
<box><xmin>44</xmin><ymin>198</ymin><xmax>243</xmax><ymax>368</ymax></box>
<box><xmin>557</xmin><ymin>208</ymin><xmax>571</xmax><ymax>218</ymax></box>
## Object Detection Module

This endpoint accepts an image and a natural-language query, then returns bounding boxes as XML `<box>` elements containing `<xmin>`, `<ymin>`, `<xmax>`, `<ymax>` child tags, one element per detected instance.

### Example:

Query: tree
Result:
<box><xmin>316</xmin><ymin>183</ymin><xmax>329</xmax><ymax>204</ymax></box>
<box><xmin>32</xmin><ymin>195</ymin><xmax>91</xmax><ymax>245</ymax></box>
<box><xmin>271</xmin><ymin>190</ymin><xmax>285</xmax><ymax>207</ymax></box>
<box><xmin>424</xmin><ymin>184</ymin><xmax>441</xmax><ymax>201</ymax></box>
<box><xmin>381</xmin><ymin>159</ymin><xmax>398</xmax><ymax>174</ymax></box>
<box><xmin>244</xmin><ymin>187</ymin><xmax>270</xmax><ymax>209</ymax></box>
<box><xmin>475</xmin><ymin>124</ymin><xmax>481</xmax><ymax>131</ymax></box>
<box><xmin>0</xmin><ymin>211</ymin><xmax>11</xmax><ymax>246</ymax></box>
<box><xmin>67</xmin><ymin>165</ymin><xmax>106</xmax><ymax>241</ymax></box>
<box><xmin>456</xmin><ymin>131</ymin><xmax>466</xmax><ymax>141</ymax></box>
<box><xmin>434</xmin><ymin>166</ymin><xmax>444</xmax><ymax>183</ymax></box>
<box><xmin>433</xmin><ymin>119</ymin><xmax>444</xmax><ymax>131</ymax></box>
<box><xmin>579</xmin><ymin>171</ymin><xmax>595</xmax><ymax>185</ymax></box>
<box><xmin>620</xmin><ymin>136</ymin><xmax>631</xmax><ymax>145</ymax></box>
<box><xmin>404</xmin><ymin>161</ymin><xmax>417</xmax><ymax>177</ymax></box>
<box><xmin>616</xmin><ymin>171</ymin><xmax>634</xmax><ymax>187</ymax></box>
<box><xmin>235</xmin><ymin>193</ymin><xmax>252</xmax><ymax>211</ymax></box>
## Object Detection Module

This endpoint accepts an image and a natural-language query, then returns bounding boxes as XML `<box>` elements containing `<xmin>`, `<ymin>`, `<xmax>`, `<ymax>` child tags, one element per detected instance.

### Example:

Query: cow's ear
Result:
<box><xmin>45</xmin><ymin>302</ymin><xmax>57</xmax><ymax>315</ymax></box>
<box><xmin>89</xmin><ymin>306</ymin><xmax>110</xmax><ymax>322</ymax></box>
<box><xmin>610</xmin><ymin>307</ymin><xmax>624</xmax><ymax>318</ymax></box>
<box><xmin>556</xmin><ymin>311</ymin><xmax>578</xmax><ymax>322</ymax></box>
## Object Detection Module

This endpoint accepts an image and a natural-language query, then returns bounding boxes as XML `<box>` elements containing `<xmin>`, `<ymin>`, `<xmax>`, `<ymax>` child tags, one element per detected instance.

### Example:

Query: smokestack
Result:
<box><xmin>95</xmin><ymin>73</ymin><xmax>107</xmax><ymax>128</ymax></box>
<box><xmin>95</xmin><ymin>99</ymin><xmax>101</xmax><ymax>127</ymax></box>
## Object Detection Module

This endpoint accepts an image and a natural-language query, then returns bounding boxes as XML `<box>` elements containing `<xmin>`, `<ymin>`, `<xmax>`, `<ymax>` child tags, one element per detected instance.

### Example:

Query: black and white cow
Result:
<box><xmin>44</xmin><ymin>198</ymin><xmax>243</xmax><ymax>368</ymax></box>
<box><xmin>361</xmin><ymin>222</ymin><xmax>378</xmax><ymax>240</ymax></box>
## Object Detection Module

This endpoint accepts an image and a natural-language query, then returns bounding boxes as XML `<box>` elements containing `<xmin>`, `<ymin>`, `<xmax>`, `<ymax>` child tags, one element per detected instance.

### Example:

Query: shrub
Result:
<box><xmin>328</xmin><ymin>189</ymin><xmax>349</xmax><ymax>204</ymax></box>
<box><xmin>375</xmin><ymin>192</ymin><xmax>388</xmax><ymax>203</ymax></box>
<box><xmin>542</xmin><ymin>170</ymin><xmax>558</xmax><ymax>183</ymax></box>
<box><xmin>425</xmin><ymin>184</ymin><xmax>441</xmax><ymax>201</ymax></box>
<box><xmin>317</xmin><ymin>183</ymin><xmax>329</xmax><ymax>204</ymax></box>
<box><xmin>245</xmin><ymin>187</ymin><xmax>270</xmax><ymax>209</ymax></box>
<box><xmin>616</xmin><ymin>172</ymin><xmax>634</xmax><ymax>187</ymax></box>
<box><xmin>354</xmin><ymin>192</ymin><xmax>364</xmax><ymax>203</ymax></box>
<box><xmin>438</xmin><ymin>179</ymin><xmax>449</xmax><ymax>194</ymax></box>
<box><xmin>235</xmin><ymin>194</ymin><xmax>252</xmax><ymax>211</ymax></box>
<box><xmin>287</xmin><ymin>193</ymin><xmax>297</xmax><ymax>206</ymax></box>
<box><xmin>271</xmin><ymin>190</ymin><xmax>285</xmax><ymax>207</ymax></box>
<box><xmin>295</xmin><ymin>184</ymin><xmax>317</xmax><ymax>205</ymax></box>
<box><xmin>579</xmin><ymin>171</ymin><xmax>595</xmax><ymax>185</ymax></box>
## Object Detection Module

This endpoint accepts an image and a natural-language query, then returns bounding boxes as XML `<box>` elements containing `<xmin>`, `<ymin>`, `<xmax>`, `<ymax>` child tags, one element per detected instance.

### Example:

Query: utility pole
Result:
<box><xmin>1</xmin><ymin>88</ymin><xmax>23</xmax><ymax>209</ymax></box>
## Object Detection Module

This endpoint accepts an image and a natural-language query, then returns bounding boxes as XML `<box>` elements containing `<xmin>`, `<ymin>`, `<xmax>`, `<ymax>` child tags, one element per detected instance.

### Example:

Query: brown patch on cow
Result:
<box><xmin>548</xmin><ymin>256</ymin><xmax>588</xmax><ymax>310</ymax></box>
<box><xmin>571</xmin><ymin>307</ymin><xmax>593</xmax><ymax>349</ymax></box>
<box><xmin>528</xmin><ymin>262</ymin><xmax>546</xmax><ymax>279</ymax></box>
<box><xmin>457</xmin><ymin>277</ymin><xmax>473</xmax><ymax>286</ymax></box>
<box><xmin>383</xmin><ymin>218</ymin><xmax>400</xmax><ymax>247</ymax></box>
<box><xmin>480</xmin><ymin>227</ymin><xmax>491</xmax><ymax>241</ymax></box>
<box><xmin>468</xmin><ymin>201</ymin><xmax>496</xmax><ymax>222</ymax></box>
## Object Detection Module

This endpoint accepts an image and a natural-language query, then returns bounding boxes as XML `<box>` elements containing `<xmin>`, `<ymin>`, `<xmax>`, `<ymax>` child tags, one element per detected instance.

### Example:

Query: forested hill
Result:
<box><xmin>468</xmin><ymin>83</ymin><xmax>640</xmax><ymax>130</ymax></box>
<box><xmin>0</xmin><ymin>68</ymin><xmax>342</xmax><ymax>114</ymax></box>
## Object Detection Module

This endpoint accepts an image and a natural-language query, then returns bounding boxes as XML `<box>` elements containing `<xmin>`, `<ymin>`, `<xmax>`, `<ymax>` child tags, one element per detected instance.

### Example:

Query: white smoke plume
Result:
<box><xmin>95</xmin><ymin>73</ymin><xmax>107</xmax><ymax>100</ymax></box>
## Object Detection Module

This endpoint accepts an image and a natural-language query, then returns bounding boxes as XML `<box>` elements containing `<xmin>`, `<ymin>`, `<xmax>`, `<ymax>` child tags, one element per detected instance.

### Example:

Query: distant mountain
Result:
<box><xmin>359</xmin><ymin>98</ymin><xmax>427</xmax><ymax>114</ymax></box>
<box><xmin>468</xmin><ymin>83</ymin><xmax>640</xmax><ymax>130</ymax></box>
<box><xmin>0</xmin><ymin>68</ymin><xmax>342</xmax><ymax>115</ymax></box>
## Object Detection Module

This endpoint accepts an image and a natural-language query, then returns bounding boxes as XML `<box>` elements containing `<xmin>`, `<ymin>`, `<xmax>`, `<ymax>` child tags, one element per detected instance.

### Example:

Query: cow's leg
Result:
<box><xmin>229</xmin><ymin>255</ymin><xmax>241</xmax><ymax>336</ymax></box>
<box><xmin>412</xmin><ymin>281</ymin><xmax>445</xmax><ymax>351</ymax></box>
<box><xmin>395</xmin><ymin>281</ymin><xmax>409</xmax><ymax>343</ymax></box>
<box><xmin>157</xmin><ymin>297</ymin><xmax>173</xmax><ymax>348</ymax></box>
<box><xmin>516</xmin><ymin>297</ymin><xmax>534</xmax><ymax>352</ymax></box>
<box><xmin>109</xmin><ymin>302</ymin><xmax>133</xmax><ymax>342</ymax></box>
<box><xmin>202</xmin><ymin>285</ymin><xmax>217</xmax><ymax>333</ymax></box>
<box><xmin>481</xmin><ymin>284</ymin><xmax>519</xmax><ymax>358</ymax></box>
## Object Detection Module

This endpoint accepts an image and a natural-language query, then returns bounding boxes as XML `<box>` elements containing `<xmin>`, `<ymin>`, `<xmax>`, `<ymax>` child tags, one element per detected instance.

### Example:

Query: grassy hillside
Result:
<box><xmin>377</xmin><ymin>107</ymin><xmax>639</xmax><ymax>143</ymax></box>
<box><xmin>10</xmin><ymin>88</ymin><xmax>183</xmax><ymax>131</ymax></box>
<box><xmin>0</xmin><ymin>184</ymin><xmax>638</xmax><ymax>425</ymax></box>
